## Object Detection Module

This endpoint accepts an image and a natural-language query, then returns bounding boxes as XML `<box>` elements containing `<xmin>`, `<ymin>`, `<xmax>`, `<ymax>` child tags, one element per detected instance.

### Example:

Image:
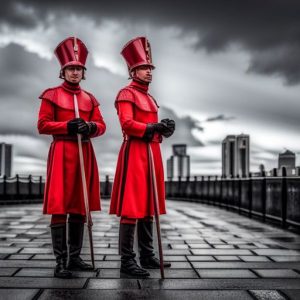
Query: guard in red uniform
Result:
<box><xmin>37</xmin><ymin>37</ymin><xmax>106</xmax><ymax>278</ymax></box>
<box><xmin>110</xmin><ymin>37</ymin><xmax>175</xmax><ymax>277</ymax></box>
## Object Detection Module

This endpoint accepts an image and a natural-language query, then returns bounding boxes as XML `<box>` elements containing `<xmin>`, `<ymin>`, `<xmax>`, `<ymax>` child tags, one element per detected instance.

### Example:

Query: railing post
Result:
<box><xmin>192</xmin><ymin>176</ymin><xmax>197</xmax><ymax>199</ymax></box>
<box><xmin>207</xmin><ymin>176</ymin><xmax>211</xmax><ymax>204</ymax></box>
<box><xmin>226</xmin><ymin>176</ymin><xmax>230</xmax><ymax>210</ymax></box>
<box><xmin>186</xmin><ymin>176</ymin><xmax>190</xmax><ymax>199</ymax></box>
<box><xmin>200</xmin><ymin>176</ymin><xmax>204</xmax><ymax>200</ymax></box>
<box><xmin>3</xmin><ymin>175</ymin><xmax>7</xmax><ymax>196</ymax></box>
<box><xmin>261</xmin><ymin>171</ymin><xmax>266</xmax><ymax>222</ymax></box>
<box><xmin>248</xmin><ymin>172</ymin><xmax>253</xmax><ymax>218</ymax></box>
<box><xmin>28</xmin><ymin>175</ymin><xmax>32</xmax><ymax>196</ymax></box>
<box><xmin>39</xmin><ymin>176</ymin><xmax>43</xmax><ymax>197</ymax></box>
<box><xmin>213</xmin><ymin>176</ymin><xmax>217</xmax><ymax>205</ymax></box>
<box><xmin>237</xmin><ymin>174</ymin><xmax>241</xmax><ymax>214</ymax></box>
<box><xmin>281</xmin><ymin>167</ymin><xmax>287</xmax><ymax>228</ymax></box>
<box><xmin>178</xmin><ymin>176</ymin><xmax>182</xmax><ymax>198</ymax></box>
<box><xmin>168</xmin><ymin>176</ymin><xmax>173</xmax><ymax>198</ymax></box>
<box><xmin>220</xmin><ymin>175</ymin><xmax>224</xmax><ymax>207</ymax></box>
<box><xmin>16</xmin><ymin>174</ymin><xmax>20</xmax><ymax>198</ymax></box>
<box><xmin>105</xmin><ymin>175</ymin><xmax>110</xmax><ymax>197</ymax></box>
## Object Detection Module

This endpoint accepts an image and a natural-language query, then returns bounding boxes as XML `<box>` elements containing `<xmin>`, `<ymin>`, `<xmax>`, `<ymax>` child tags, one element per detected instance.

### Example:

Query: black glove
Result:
<box><xmin>161</xmin><ymin>118</ymin><xmax>175</xmax><ymax>138</ymax></box>
<box><xmin>87</xmin><ymin>122</ymin><xmax>97</xmax><ymax>135</ymax></box>
<box><xmin>143</xmin><ymin>122</ymin><xmax>169</xmax><ymax>142</ymax></box>
<box><xmin>67</xmin><ymin>118</ymin><xmax>89</xmax><ymax>135</ymax></box>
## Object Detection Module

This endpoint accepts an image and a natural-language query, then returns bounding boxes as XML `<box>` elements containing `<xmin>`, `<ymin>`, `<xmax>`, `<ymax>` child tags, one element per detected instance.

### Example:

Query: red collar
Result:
<box><xmin>129</xmin><ymin>80</ymin><xmax>149</xmax><ymax>93</ymax></box>
<box><xmin>61</xmin><ymin>81</ymin><xmax>81</xmax><ymax>94</ymax></box>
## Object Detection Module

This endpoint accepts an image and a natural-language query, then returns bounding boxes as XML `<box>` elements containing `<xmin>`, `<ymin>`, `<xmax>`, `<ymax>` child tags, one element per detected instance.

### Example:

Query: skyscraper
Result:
<box><xmin>222</xmin><ymin>134</ymin><xmax>250</xmax><ymax>178</ymax></box>
<box><xmin>0</xmin><ymin>143</ymin><xmax>13</xmax><ymax>177</ymax></box>
<box><xmin>167</xmin><ymin>144</ymin><xmax>190</xmax><ymax>179</ymax></box>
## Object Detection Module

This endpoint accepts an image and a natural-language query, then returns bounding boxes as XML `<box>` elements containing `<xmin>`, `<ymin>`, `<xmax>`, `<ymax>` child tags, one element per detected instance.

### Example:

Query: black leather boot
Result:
<box><xmin>137</xmin><ymin>219</ymin><xmax>171</xmax><ymax>269</ymax></box>
<box><xmin>67</xmin><ymin>222</ymin><xmax>94</xmax><ymax>271</ymax></box>
<box><xmin>119</xmin><ymin>223</ymin><xmax>150</xmax><ymax>278</ymax></box>
<box><xmin>51</xmin><ymin>224</ymin><xmax>72</xmax><ymax>279</ymax></box>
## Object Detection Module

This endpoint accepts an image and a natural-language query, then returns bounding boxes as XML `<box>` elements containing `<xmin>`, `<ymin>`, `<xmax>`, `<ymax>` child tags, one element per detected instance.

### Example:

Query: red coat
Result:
<box><xmin>110</xmin><ymin>80</ymin><xmax>166</xmax><ymax>218</ymax></box>
<box><xmin>37</xmin><ymin>82</ymin><xmax>106</xmax><ymax>215</ymax></box>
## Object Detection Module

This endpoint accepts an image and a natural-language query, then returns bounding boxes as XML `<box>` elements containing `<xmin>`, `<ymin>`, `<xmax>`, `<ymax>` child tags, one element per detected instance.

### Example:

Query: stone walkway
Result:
<box><xmin>0</xmin><ymin>199</ymin><xmax>300</xmax><ymax>299</ymax></box>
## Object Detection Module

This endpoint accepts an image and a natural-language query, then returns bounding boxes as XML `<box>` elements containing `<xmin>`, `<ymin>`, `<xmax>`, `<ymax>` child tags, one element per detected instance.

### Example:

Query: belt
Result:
<box><xmin>53</xmin><ymin>135</ymin><xmax>90</xmax><ymax>142</ymax></box>
<box><xmin>123</xmin><ymin>133</ymin><xmax>162</xmax><ymax>143</ymax></box>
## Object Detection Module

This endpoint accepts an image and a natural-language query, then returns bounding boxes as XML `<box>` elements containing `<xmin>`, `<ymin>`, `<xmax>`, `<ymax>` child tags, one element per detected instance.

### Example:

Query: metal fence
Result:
<box><xmin>1</xmin><ymin>172</ymin><xmax>299</xmax><ymax>229</ymax></box>
<box><xmin>0</xmin><ymin>175</ymin><xmax>112</xmax><ymax>205</ymax></box>
<box><xmin>165</xmin><ymin>172</ymin><xmax>300</xmax><ymax>229</ymax></box>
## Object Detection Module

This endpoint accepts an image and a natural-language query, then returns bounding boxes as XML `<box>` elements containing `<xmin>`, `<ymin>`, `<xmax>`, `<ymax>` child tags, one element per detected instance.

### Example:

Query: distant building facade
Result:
<box><xmin>0</xmin><ymin>143</ymin><xmax>13</xmax><ymax>177</ymax></box>
<box><xmin>278</xmin><ymin>150</ymin><xmax>296</xmax><ymax>176</ymax></box>
<box><xmin>167</xmin><ymin>144</ymin><xmax>190</xmax><ymax>179</ymax></box>
<box><xmin>222</xmin><ymin>134</ymin><xmax>250</xmax><ymax>178</ymax></box>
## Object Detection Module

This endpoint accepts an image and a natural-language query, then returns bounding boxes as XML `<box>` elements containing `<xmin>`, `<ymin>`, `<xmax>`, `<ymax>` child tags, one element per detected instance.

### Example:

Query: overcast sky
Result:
<box><xmin>1</xmin><ymin>0</ymin><xmax>300</xmax><ymax>177</ymax></box>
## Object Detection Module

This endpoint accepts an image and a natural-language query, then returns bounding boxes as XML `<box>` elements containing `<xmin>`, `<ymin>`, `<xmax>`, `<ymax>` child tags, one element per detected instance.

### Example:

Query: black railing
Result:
<box><xmin>166</xmin><ymin>171</ymin><xmax>300</xmax><ymax>229</ymax></box>
<box><xmin>0</xmin><ymin>175</ymin><xmax>112</xmax><ymax>205</ymax></box>
<box><xmin>2</xmin><ymin>172</ymin><xmax>299</xmax><ymax>229</ymax></box>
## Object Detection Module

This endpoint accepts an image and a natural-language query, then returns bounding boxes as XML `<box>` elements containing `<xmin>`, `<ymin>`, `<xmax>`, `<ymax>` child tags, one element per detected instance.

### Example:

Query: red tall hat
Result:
<box><xmin>54</xmin><ymin>37</ymin><xmax>88</xmax><ymax>69</ymax></box>
<box><xmin>121</xmin><ymin>36</ymin><xmax>155</xmax><ymax>72</ymax></box>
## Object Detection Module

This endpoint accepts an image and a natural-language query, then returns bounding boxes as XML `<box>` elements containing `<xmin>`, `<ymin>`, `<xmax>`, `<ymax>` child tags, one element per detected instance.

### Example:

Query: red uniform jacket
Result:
<box><xmin>37</xmin><ymin>81</ymin><xmax>106</xmax><ymax>215</ymax></box>
<box><xmin>110</xmin><ymin>80</ymin><xmax>166</xmax><ymax>218</ymax></box>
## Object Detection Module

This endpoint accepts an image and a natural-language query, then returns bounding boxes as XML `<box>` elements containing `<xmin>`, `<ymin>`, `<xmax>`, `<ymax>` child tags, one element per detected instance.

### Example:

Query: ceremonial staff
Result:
<box><xmin>73</xmin><ymin>93</ymin><xmax>95</xmax><ymax>269</ymax></box>
<box><xmin>147</xmin><ymin>143</ymin><xmax>165</xmax><ymax>279</ymax></box>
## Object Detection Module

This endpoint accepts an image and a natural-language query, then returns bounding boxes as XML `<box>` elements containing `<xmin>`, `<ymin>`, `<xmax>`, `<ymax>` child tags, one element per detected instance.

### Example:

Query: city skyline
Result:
<box><xmin>0</xmin><ymin>0</ymin><xmax>300</xmax><ymax>176</ymax></box>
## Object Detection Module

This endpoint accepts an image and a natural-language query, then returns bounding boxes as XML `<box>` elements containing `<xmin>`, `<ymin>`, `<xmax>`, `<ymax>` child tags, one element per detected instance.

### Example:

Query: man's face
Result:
<box><xmin>134</xmin><ymin>65</ymin><xmax>153</xmax><ymax>83</ymax></box>
<box><xmin>64</xmin><ymin>66</ymin><xmax>83</xmax><ymax>83</ymax></box>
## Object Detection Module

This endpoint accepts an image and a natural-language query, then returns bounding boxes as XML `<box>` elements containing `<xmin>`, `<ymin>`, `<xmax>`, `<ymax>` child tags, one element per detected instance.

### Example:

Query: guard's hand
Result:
<box><xmin>160</xmin><ymin>119</ymin><xmax>175</xmax><ymax>138</ymax></box>
<box><xmin>143</xmin><ymin>122</ymin><xmax>169</xmax><ymax>142</ymax></box>
<box><xmin>67</xmin><ymin>118</ymin><xmax>88</xmax><ymax>135</ymax></box>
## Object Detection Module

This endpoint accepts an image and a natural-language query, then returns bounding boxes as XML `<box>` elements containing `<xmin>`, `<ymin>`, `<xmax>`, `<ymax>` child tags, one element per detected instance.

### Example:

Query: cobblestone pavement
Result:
<box><xmin>0</xmin><ymin>199</ymin><xmax>300</xmax><ymax>299</ymax></box>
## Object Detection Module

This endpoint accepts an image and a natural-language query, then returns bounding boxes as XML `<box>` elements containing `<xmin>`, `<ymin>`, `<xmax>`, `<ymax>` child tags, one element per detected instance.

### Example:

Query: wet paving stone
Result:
<box><xmin>148</xmin><ymin>269</ymin><xmax>199</xmax><ymax>279</ymax></box>
<box><xmin>0</xmin><ymin>289</ymin><xmax>39</xmax><ymax>300</ymax></box>
<box><xmin>0</xmin><ymin>200</ymin><xmax>299</xmax><ymax>296</ymax></box>
<box><xmin>253</xmin><ymin>269</ymin><xmax>300</xmax><ymax>278</ymax></box>
<box><xmin>189</xmin><ymin>261</ymin><xmax>300</xmax><ymax>269</ymax></box>
<box><xmin>38</xmin><ymin>289</ymin><xmax>253</xmax><ymax>300</ymax></box>
<box><xmin>191</xmin><ymin>249</ymin><xmax>253</xmax><ymax>255</ymax></box>
<box><xmin>87</xmin><ymin>278</ymin><xmax>139</xmax><ymax>289</ymax></box>
<box><xmin>249</xmin><ymin>290</ymin><xmax>286</xmax><ymax>300</ymax></box>
<box><xmin>239</xmin><ymin>256</ymin><xmax>271</xmax><ymax>262</ymax></box>
<box><xmin>281</xmin><ymin>289</ymin><xmax>300</xmax><ymax>300</ymax></box>
<box><xmin>197</xmin><ymin>269</ymin><xmax>257</xmax><ymax>278</ymax></box>
<box><xmin>0</xmin><ymin>267</ymin><xmax>18</xmax><ymax>276</ymax></box>
<box><xmin>139</xmin><ymin>278</ymin><xmax>300</xmax><ymax>290</ymax></box>
<box><xmin>0</xmin><ymin>277</ymin><xmax>86</xmax><ymax>288</ymax></box>
<box><xmin>15</xmin><ymin>268</ymin><xmax>97</xmax><ymax>278</ymax></box>
<box><xmin>214</xmin><ymin>256</ymin><xmax>241</xmax><ymax>261</ymax></box>
<box><xmin>0</xmin><ymin>247</ymin><xmax>21</xmax><ymax>254</ymax></box>
<box><xmin>187</xmin><ymin>255</ymin><xmax>216</xmax><ymax>261</ymax></box>
<box><xmin>270</xmin><ymin>256</ymin><xmax>300</xmax><ymax>262</ymax></box>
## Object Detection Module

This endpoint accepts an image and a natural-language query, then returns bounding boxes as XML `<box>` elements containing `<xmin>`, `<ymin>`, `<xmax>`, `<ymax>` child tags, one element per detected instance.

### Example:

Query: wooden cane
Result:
<box><xmin>147</xmin><ymin>143</ymin><xmax>165</xmax><ymax>279</ymax></box>
<box><xmin>73</xmin><ymin>94</ymin><xmax>95</xmax><ymax>269</ymax></box>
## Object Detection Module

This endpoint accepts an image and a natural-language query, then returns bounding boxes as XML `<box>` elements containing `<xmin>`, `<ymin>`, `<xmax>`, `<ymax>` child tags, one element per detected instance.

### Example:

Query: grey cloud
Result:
<box><xmin>206</xmin><ymin>114</ymin><xmax>235</xmax><ymax>122</ymax></box>
<box><xmin>0</xmin><ymin>43</ymin><xmax>204</xmax><ymax>175</ymax></box>
<box><xmin>160</xmin><ymin>106</ymin><xmax>204</xmax><ymax>147</ymax></box>
<box><xmin>2</xmin><ymin>0</ymin><xmax>300</xmax><ymax>84</ymax></box>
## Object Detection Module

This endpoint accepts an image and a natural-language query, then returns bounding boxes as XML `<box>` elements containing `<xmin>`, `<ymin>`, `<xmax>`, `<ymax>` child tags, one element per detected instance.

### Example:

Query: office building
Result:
<box><xmin>167</xmin><ymin>144</ymin><xmax>190</xmax><ymax>179</ymax></box>
<box><xmin>0</xmin><ymin>143</ymin><xmax>13</xmax><ymax>177</ymax></box>
<box><xmin>222</xmin><ymin>134</ymin><xmax>250</xmax><ymax>178</ymax></box>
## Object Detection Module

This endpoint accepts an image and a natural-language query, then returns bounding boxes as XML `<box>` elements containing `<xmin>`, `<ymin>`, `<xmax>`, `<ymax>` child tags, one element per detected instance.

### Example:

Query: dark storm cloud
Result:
<box><xmin>0</xmin><ymin>1</ymin><xmax>38</xmax><ymax>28</ymax></box>
<box><xmin>206</xmin><ymin>114</ymin><xmax>235</xmax><ymax>122</ymax></box>
<box><xmin>2</xmin><ymin>0</ymin><xmax>300</xmax><ymax>84</ymax></box>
